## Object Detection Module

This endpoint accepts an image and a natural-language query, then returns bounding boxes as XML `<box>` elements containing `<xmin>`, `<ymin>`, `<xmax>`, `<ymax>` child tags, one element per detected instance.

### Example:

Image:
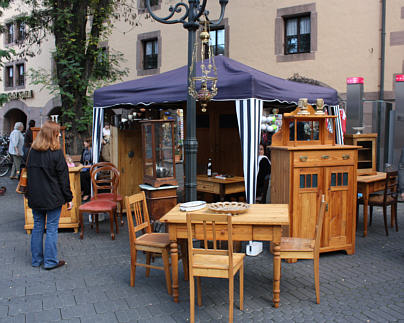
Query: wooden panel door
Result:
<box><xmin>292</xmin><ymin>167</ymin><xmax>322</xmax><ymax>240</ymax></box>
<box><xmin>323</xmin><ymin>166</ymin><xmax>355</xmax><ymax>248</ymax></box>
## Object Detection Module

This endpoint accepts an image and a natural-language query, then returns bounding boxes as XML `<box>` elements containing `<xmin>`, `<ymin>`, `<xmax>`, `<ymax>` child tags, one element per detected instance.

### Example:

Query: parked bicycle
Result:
<box><xmin>0</xmin><ymin>136</ymin><xmax>12</xmax><ymax>177</ymax></box>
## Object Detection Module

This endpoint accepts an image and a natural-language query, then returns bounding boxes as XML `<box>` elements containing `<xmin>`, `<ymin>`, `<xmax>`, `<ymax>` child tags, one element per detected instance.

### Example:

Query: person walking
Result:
<box><xmin>8</xmin><ymin>122</ymin><xmax>24</xmax><ymax>179</ymax></box>
<box><xmin>23</xmin><ymin>120</ymin><xmax>36</xmax><ymax>161</ymax></box>
<box><xmin>26</xmin><ymin>121</ymin><xmax>73</xmax><ymax>270</ymax></box>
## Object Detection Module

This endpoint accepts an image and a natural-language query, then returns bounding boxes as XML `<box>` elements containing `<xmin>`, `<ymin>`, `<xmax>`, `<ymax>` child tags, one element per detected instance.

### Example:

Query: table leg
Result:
<box><xmin>170</xmin><ymin>240</ymin><xmax>179</xmax><ymax>303</ymax></box>
<box><xmin>363</xmin><ymin>190</ymin><xmax>369</xmax><ymax>237</ymax></box>
<box><xmin>272</xmin><ymin>242</ymin><xmax>281</xmax><ymax>308</ymax></box>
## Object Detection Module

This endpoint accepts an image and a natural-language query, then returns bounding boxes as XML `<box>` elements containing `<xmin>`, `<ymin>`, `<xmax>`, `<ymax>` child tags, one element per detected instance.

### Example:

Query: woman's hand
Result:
<box><xmin>67</xmin><ymin>201</ymin><xmax>73</xmax><ymax>210</ymax></box>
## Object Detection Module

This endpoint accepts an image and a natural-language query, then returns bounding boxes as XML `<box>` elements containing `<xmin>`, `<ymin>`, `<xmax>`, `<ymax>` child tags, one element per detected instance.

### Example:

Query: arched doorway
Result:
<box><xmin>47</xmin><ymin>106</ymin><xmax>62</xmax><ymax>122</ymax></box>
<box><xmin>3</xmin><ymin>108</ymin><xmax>27</xmax><ymax>134</ymax></box>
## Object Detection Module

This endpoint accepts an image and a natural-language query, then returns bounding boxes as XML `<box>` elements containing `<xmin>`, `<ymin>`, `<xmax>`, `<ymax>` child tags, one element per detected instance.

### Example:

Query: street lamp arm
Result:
<box><xmin>194</xmin><ymin>0</ymin><xmax>208</xmax><ymax>21</ymax></box>
<box><xmin>146</xmin><ymin>1</ymin><xmax>189</xmax><ymax>24</ymax></box>
<box><xmin>207</xmin><ymin>0</ymin><xmax>228</xmax><ymax>26</ymax></box>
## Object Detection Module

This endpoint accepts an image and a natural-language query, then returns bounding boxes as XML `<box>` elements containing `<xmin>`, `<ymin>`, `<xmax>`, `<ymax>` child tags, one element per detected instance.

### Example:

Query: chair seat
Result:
<box><xmin>368</xmin><ymin>195</ymin><xmax>396</xmax><ymax>205</ymax></box>
<box><xmin>91</xmin><ymin>193</ymin><xmax>123</xmax><ymax>201</ymax></box>
<box><xmin>135</xmin><ymin>233</ymin><xmax>170</xmax><ymax>248</ymax></box>
<box><xmin>280</xmin><ymin>237</ymin><xmax>314</xmax><ymax>252</ymax></box>
<box><xmin>192</xmin><ymin>253</ymin><xmax>245</xmax><ymax>270</ymax></box>
<box><xmin>79</xmin><ymin>199</ymin><xmax>117</xmax><ymax>212</ymax></box>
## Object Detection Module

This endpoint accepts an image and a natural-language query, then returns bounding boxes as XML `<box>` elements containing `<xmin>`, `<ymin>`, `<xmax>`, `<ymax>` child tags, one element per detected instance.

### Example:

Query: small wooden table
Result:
<box><xmin>197</xmin><ymin>175</ymin><xmax>245</xmax><ymax>201</ymax></box>
<box><xmin>160</xmin><ymin>203</ymin><xmax>289</xmax><ymax>308</ymax></box>
<box><xmin>357</xmin><ymin>172</ymin><xmax>386</xmax><ymax>237</ymax></box>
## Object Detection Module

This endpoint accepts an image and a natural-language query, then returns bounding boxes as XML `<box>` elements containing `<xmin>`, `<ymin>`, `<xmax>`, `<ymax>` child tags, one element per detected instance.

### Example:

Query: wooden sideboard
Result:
<box><xmin>24</xmin><ymin>166</ymin><xmax>82</xmax><ymax>234</ymax></box>
<box><xmin>270</xmin><ymin>105</ymin><xmax>359</xmax><ymax>255</ymax></box>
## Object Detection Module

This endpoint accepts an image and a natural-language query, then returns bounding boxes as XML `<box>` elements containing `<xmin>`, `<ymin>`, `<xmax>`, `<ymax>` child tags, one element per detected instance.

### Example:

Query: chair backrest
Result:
<box><xmin>91</xmin><ymin>165</ymin><xmax>120</xmax><ymax>200</ymax></box>
<box><xmin>124</xmin><ymin>192</ymin><xmax>153</xmax><ymax>243</ymax></box>
<box><xmin>313</xmin><ymin>195</ymin><xmax>327</xmax><ymax>255</ymax></box>
<box><xmin>186</xmin><ymin>213</ymin><xmax>233</xmax><ymax>271</ymax></box>
<box><xmin>383</xmin><ymin>170</ymin><xmax>398</xmax><ymax>203</ymax></box>
<box><xmin>89</xmin><ymin>162</ymin><xmax>118</xmax><ymax>176</ymax></box>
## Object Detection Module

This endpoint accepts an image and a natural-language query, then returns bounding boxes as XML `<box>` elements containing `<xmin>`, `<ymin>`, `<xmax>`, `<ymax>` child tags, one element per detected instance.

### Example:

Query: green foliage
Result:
<box><xmin>9</xmin><ymin>0</ymin><xmax>134</xmax><ymax>149</ymax></box>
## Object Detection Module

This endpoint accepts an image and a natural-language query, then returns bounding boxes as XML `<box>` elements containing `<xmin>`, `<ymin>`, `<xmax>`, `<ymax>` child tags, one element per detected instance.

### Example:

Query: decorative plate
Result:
<box><xmin>180</xmin><ymin>201</ymin><xmax>207</xmax><ymax>212</ymax></box>
<box><xmin>208</xmin><ymin>202</ymin><xmax>250</xmax><ymax>215</ymax></box>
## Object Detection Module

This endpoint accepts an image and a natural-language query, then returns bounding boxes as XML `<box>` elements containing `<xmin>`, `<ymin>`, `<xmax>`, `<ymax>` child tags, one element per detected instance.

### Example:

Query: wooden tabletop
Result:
<box><xmin>357</xmin><ymin>172</ymin><xmax>386</xmax><ymax>183</ymax></box>
<box><xmin>160</xmin><ymin>203</ymin><xmax>289</xmax><ymax>225</ymax></box>
<box><xmin>197</xmin><ymin>175</ymin><xmax>244</xmax><ymax>184</ymax></box>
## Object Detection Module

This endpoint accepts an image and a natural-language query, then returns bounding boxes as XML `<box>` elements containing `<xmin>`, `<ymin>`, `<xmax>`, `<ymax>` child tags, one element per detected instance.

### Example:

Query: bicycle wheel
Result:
<box><xmin>0</xmin><ymin>155</ymin><xmax>11</xmax><ymax>177</ymax></box>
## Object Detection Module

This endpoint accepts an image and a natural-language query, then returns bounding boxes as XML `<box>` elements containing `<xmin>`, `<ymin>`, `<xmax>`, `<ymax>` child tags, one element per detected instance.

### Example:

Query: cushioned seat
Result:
<box><xmin>79</xmin><ymin>200</ymin><xmax>117</xmax><ymax>212</ymax></box>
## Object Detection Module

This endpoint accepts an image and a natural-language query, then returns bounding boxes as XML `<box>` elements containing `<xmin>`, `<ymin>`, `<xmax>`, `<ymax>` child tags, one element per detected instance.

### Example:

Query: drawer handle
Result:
<box><xmin>321</xmin><ymin>155</ymin><xmax>330</xmax><ymax>159</ymax></box>
<box><xmin>342</xmin><ymin>154</ymin><xmax>350</xmax><ymax>160</ymax></box>
<box><xmin>299</xmin><ymin>156</ymin><xmax>308</xmax><ymax>162</ymax></box>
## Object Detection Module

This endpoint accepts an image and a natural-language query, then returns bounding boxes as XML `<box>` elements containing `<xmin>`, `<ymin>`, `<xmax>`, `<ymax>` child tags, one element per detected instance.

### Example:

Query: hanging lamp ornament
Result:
<box><xmin>188</xmin><ymin>19</ymin><xmax>218</xmax><ymax>112</ymax></box>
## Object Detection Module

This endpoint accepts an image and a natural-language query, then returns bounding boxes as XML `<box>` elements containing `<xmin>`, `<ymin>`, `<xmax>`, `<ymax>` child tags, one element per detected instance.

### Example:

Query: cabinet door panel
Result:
<box><xmin>292</xmin><ymin>168</ymin><xmax>322</xmax><ymax>239</ymax></box>
<box><xmin>324</xmin><ymin>166</ymin><xmax>354</xmax><ymax>247</ymax></box>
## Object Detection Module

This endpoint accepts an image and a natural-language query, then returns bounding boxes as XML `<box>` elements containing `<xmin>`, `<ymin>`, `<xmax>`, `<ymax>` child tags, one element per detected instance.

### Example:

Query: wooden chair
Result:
<box><xmin>90</xmin><ymin>162</ymin><xmax>124</xmax><ymax>226</ymax></box>
<box><xmin>186</xmin><ymin>212</ymin><xmax>245</xmax><ymax>323</ymax></box>
<box><xmin>124</xmin><ymin>191</ymin><xmax>172</xmax><ymax>294</ymax></box>
<box><xmin>367</xmin><ymin>170</ymin><xmax>399</xmax><ymax>235</ymax></box>
<box><xmin>78</xmin><ymin>166</ymin><xmax>119</xmax><ymax>240</ymax></box>
<box><xmin>272</xmin><ymin>195</ymin><xmax>327</xmax><ymax>304</ymax></box>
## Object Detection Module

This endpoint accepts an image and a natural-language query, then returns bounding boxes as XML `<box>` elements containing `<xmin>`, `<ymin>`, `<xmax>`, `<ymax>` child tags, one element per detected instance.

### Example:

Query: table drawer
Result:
<box><xmin>293</xmin><ymin>150</ymin><xmax>355</xmax><ymax>167</ymax></box>
<box><xmin>197</xmin><ymin>180</ymin><xmax>220</xmax><ymax>194</ymax></box>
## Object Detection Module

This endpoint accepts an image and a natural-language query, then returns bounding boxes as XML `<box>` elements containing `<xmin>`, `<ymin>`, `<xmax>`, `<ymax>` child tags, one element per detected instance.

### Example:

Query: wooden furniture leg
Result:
<box><xmin>363</xmin><ymin>188</ymin><xmax>369</xmax><ymax>237</ymax></box>
<box><xmin>79</xmin><ymin>211</ymin><xmax>84</xmax><ymax>239</ymax></box>
<box><xmin>273</xmin><ymin>241</ymin><xmax>281</xmax><ymax>308</ymax></box>
<box><xmin>170</xmin><ymin>240</ymin><xmax>179</xmax><ymax>303</ymax></box>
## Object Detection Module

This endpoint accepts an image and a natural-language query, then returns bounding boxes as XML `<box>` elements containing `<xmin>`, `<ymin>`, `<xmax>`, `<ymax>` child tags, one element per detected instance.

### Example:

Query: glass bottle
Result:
<box><xmin>207</xmin><ymin>158</ymin><xmax>212</xmax><ymax>177</ymax></box>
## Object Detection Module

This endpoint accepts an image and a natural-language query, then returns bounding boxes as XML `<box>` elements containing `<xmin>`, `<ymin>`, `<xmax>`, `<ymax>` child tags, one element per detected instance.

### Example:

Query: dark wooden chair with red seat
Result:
<box><xmin>78</xmin><ymin>166</ymin><xmax>119</xmax><ymax>240</ymax></box>
<box><xmin>366</xmin><ymin>170</ymin><xmax>399</xmax><ymax>235</ymax></box>
<box><xmin>89</xmin><ymin>162</ymin><xmax>124</xmax><ymax>226</ymax></box>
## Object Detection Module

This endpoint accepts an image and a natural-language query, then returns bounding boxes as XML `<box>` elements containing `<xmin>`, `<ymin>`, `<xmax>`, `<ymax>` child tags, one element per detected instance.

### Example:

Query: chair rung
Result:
<box><xmin>136</xmin><ymin>263</ymin><xmax>165</xmax><ymax>271</ymax></box>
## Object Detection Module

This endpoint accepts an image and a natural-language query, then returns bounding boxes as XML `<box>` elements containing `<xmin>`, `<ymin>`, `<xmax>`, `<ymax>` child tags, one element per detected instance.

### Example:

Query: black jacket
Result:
<box><xmin>26</xmin><ymin>149</ymin><xmax>73</xmax><ymax>210</ymax></box>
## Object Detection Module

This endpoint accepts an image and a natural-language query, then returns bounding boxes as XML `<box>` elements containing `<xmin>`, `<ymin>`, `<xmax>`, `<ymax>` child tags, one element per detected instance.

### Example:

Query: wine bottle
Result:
<box><xmin>207</xmin><ymin>158</ymin><xmax>212</xmax><ymax>177</ymax></box>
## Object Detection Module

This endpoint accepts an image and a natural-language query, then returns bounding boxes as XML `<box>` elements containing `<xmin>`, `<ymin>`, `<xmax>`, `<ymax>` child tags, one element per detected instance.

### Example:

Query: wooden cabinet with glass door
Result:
<box><xmin>270</xmin><ymin>104</ymin><xmax>359</xmax><ymax>255</ymax></box>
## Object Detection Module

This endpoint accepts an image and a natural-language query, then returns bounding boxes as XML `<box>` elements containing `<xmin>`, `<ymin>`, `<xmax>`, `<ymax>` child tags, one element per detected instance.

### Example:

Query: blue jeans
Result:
<box><xmin>31</xmin><ymin>207</ymin><xmax>62</xmax><ymax>268</ymax></box>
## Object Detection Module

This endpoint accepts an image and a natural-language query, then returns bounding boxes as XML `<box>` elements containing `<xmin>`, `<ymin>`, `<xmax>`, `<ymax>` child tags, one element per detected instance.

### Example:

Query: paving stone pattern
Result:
<box><xmin>0</xmin><ymin>176</ymin><xmax>403</xmax><ymax>322</ymax></box>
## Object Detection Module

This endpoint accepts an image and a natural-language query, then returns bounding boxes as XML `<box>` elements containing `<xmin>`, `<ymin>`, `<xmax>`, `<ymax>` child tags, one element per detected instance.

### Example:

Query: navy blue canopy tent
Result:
<box><xmin>93</xmin><ymin>56</ymin><xmax>341</xmax><ymax>203</ymax></box>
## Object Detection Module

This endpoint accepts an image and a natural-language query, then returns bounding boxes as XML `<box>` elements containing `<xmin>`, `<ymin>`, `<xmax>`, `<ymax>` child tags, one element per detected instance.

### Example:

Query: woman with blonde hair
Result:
<box><xmin>26</xmin><ymin>121</ymin><xmax>73</xmax><ymax>270</ymax></box>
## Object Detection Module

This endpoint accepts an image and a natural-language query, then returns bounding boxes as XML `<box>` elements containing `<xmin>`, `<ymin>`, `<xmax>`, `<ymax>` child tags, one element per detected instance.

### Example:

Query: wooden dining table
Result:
<box><xmin>357</xmin><ymin>172</ymin><xmax>386</xmax><ymax>237</ymax></box>
<box><xmin>160</xmin><ymin>203</ymin><xmax>289</xmax><ymax>308</ymax></box>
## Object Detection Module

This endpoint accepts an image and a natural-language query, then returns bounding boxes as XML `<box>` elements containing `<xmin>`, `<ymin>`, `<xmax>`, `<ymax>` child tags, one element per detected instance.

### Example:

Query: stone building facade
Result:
<box><xmin>0</xmin><ymin>0</ymin><xmax>403</xmax><ymax>135</ymax></box>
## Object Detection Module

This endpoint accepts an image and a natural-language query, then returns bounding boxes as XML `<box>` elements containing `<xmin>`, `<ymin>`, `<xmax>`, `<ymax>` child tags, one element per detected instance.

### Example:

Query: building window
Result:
<box><xmin>17</xmin><ymin>22</ymin><xmax>25</xmax><ymax>42</ymax></box>
<box><xmin>143</xmin><ymin>0</ymin><xmax>158</xmax><ymax>6</ymax></box>
<box><xmin>16</xmin><ymin>64</ymin><xmax>24</xmax><ymax>86</ymax></box>
<box><xmin>6</xmin><ymin>66</ymin><xmax>14</xmax><ymax>87</ymax></box>
<box><xmin>143</xmin><ymin>39</ymin><xmax>158</xmax><ymax>70</ymax></box>
<box><xmin>284</xmin><ymin>15</ymin><xmax>310</xmax><ymax>54</ymax></box>
<box><xmin>139</xmin><ymin>0</ymin><xmax>160</xmax><ymax>12</ymax></box>
<box><xmin>206</xmin><ymin>27</ymin><xmax>225</xmax><ymax>58</ymax></box>
<box><xmin>275</xmin><ymin>3</ymin><xmax>317</xmax><ymax>62</ymax></box>
<box><xmin>137</xmin><ymin>31</ymin><xmax>161</xmax><ymax>76</ymax></box>
<box><xmin>6</xmin><ymin>23</ymin><xmax>14</xmax><ymax>44</ymax></box>
<box><xmin>4</xmin><ymin>62</ymin><xmax>26</xmax><ymax>90</ymax></box>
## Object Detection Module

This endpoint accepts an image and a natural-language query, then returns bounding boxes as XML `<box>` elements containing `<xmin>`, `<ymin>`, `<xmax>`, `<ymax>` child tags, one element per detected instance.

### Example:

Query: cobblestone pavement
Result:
<box><xmin>0</xmin><ymin>176</ymin><xmax>403</xmax><ymax>323</ymax></box>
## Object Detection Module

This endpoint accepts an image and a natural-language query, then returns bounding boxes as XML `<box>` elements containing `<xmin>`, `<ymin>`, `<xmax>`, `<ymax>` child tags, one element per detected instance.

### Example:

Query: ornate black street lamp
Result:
<box><xmin>145</xmin><ymin>0</ymin><xmax>229</xmax><ymax>202</ymax></box>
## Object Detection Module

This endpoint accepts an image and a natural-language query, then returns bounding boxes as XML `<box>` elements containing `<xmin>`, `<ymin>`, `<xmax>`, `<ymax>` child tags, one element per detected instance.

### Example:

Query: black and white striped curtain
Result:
<box><xmin>327</xmin><ymin>105</ymin><xmax>344</xmax><ymax>144</ymax></box>
<box><xmin>92</xmin><ymin>107</ymin><xmax>104</xmax><ymax>164</ymax></box>
<box><xmin>235</xmin><ymin>99</ymin><xmax>263</xmax><ymax>204</ymax></box>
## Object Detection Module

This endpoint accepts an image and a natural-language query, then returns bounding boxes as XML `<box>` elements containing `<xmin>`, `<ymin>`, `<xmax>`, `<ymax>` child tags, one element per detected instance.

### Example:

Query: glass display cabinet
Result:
<box><xmin>141</xmin><ymin>120</ymin><xmax>178</xmax><ymax>187</ymax></box>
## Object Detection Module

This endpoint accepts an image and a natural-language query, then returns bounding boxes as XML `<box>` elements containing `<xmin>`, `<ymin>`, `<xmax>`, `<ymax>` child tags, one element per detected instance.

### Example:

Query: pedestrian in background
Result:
<box><xmin>23</xmin><ymin>120</ymin><xmax>36</xmax><ymax>161</ymax></box>
<box><xmin>79</xmin><ymin>137</ymin><xmax>93</xmax><ymax>202</ymax></box>
<box><xmin>8</xmin><ymin>122</ymin><xmax>24</xmax><ymax>179</ymax></box>
<box><xmin>256</xmin><ymin>144</ymin><xmax>271</xmax><ymax>203</ymax></box>
<box><xmin>26</xmin><ymin>121</ymin><xmax>72</xmax><ymax>270</ymax></box>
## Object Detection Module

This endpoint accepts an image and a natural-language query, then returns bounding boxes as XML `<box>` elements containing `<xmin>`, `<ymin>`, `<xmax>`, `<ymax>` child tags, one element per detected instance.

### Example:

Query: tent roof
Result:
<box><xmin>94</xmin><ymin>55</ymin><xmax>339</xmax><ymax>108</ymax></box>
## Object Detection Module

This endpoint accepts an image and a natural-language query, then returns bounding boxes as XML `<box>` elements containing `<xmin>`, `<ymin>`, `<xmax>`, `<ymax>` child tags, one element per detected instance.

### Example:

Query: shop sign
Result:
<box><xmin>346</xmin><ymin>77</ymin><xmax>364</xmax><ymax>84</ymax></box>
<box><xmin>396</xmin><ymin>74</ymin><xmax>404</xmax><ymax>82</ymax></box>
<box><xmin>7</xmin><ymin>90</ymin><xmax>34</xmax><ymax>100</ymax></box>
